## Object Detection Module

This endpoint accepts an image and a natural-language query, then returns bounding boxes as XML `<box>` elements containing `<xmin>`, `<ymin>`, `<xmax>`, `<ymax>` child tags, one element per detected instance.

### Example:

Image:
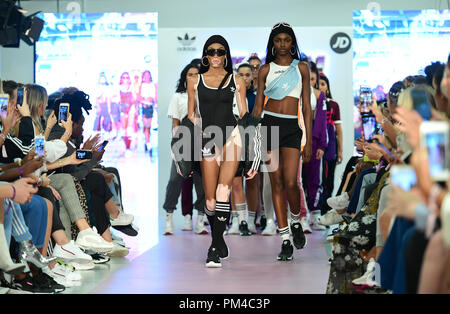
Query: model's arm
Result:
<box><xmin>251</xmin><ymin>64</ymin><xmax>269</xmax><ymax>118</ymax></box>
<box><xmin>187</xmin><ymin>75</ymin><xmax>198</xmax><ymax>124</ymax></box>
<box><xmin>299</xmin><ymin>63</ymin><xmax>312</xmax><ymax>163</ymax></box>
<box><xmin>235</xmin><ymin>75</ymin><xmax>248</xmax><ymax>119</ymax></box>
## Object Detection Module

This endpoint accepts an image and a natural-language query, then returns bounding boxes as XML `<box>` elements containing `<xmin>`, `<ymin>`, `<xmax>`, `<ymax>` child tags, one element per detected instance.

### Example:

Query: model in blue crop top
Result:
<box><xmin>251</xmin><ymin>22</ymin><xmax>313</xmax><ymax>262</ymax></box>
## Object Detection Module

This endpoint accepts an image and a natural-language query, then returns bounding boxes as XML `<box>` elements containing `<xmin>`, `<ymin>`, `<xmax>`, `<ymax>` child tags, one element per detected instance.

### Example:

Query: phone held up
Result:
<box><xmin>76</xmin><ymin>149</ymin><xmax>93</xmax><ymax>160</ymax></box>
<box><xmin>34</xmin><ymin>135</ymin><xmax>45</xmax><ymax>158</ymax></box>
<box><xmin>359</xmin><ymin>85</ymin><xmax>372</xmax><ymax>113</ymax></box>
<box><xmin>420</xmin><ymin>121</ymin><xmax>450</xmax><ymax>182</ymax></box>
<box><xmin>59</xmin><ymin>103</ymin><xmax>70</xmax><ymax>126</ymax></box>
<box><xmin>391</xmin><ymin>165</ymin><xmax>417</xmax><ymax>191</ymax></box>
<box><xmin>0</xmin><ymin>94</ymin><xmax>9</xmax><ymax>118</ymax></box>
<box><xmin>16</xmin><ymin>87</ymin><xmax>24</xmax><ymax>107</ymax></box>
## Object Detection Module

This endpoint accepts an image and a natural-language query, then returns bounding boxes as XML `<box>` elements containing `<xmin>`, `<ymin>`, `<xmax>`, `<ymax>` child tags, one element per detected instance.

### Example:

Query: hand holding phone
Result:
<box><xmin>97</xmin><ymin>140</ymin><xmax>109</xmax><ymax>152</ymax></box>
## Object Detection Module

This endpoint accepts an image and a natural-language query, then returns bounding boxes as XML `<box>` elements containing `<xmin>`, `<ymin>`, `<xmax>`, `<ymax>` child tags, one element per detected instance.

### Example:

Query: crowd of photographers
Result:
<box><xmin>321</xmin><ymin>55</ymin><xmax>450</xmax><ymax>293</ymax></box>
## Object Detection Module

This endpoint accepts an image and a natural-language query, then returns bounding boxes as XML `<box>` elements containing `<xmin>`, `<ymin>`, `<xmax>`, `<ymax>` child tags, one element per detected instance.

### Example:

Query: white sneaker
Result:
<box><xmin>310</xmin><ymin>211</ymin><xmax>327</xmax><ymax>231</ymax></box>
<box><xmin>107</xmin><ymin>243</ymin><xmax>129</xmax><ymax>257</ymax></box>
<box><xmin>111</xmin><ymin>233</ymin><xmax>126</xmax><ymax>248</ymax></box>
<box><xmin>42</xmin><ymin>266</ymin><xmax>81</xmax><ymax>288</ymax></box>
<box><xmin>53</xmin><ymin>240</ymin><xmax>93</xmax><ymax>264</ymax></box>
<box><xmin>227</xmin><ymin>216</ymin><xmax>240</xmax><ymax>235</ymax></box>
<box><xmin>110</xmin><ymin>212</ymin><xmax>134</xmax><ymax>227</ymax></box>
<box><xmin>194</xmin><ymin>215</ymin><xmax>208</xmax><ymax>234</ymax></box>
<box><xmin>352</xmin><ymin>258</ymin><xmax>379</xmax><ymax>290</ymax></box>
<box><xmin>163</xmin><ymin>213</ymin><xmax>174</xmax><ymax>235</ymax></box>
<box><xmin>47</xmin><ymin>262</ymin><xmax>82</xmax><ymax>281</ymax></box>
<box><xmin>326</xmin><ymin>192</ymin><xmax>350</xmax><ymax>210</ymax></box>
<box><xmin>300</xmin><ymin>216</ymin><xmax>312</xmax><ymax>234</ymax></box>
<box><xmin>261</xmin><ymin>219</ymin><xmax>277</xmax><ymax>236</ymax></box>
<box><xmin>318</xmin><ymin>209</ymin><xmax>344</xmax><ymax>226</ymax></box>
<box><xmin>182</xmin><ymin>214</ymin><xmax>193</xmax><ymax>231</ymax></box>
<box><xmin>247</xmin><ymin>220</ymin><xmax>257</xmax><ymax>234</ymax></box>
<box><xmin>76</xmin><ymin>227</ymin><xmax>114</xmax><ymax>254</ymax></box>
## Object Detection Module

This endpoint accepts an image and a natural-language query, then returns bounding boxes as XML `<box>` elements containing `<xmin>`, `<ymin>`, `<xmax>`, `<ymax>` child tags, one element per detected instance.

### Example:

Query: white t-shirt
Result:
<box><xmin>167</xmin><ymin>92</ymin><xmax>188</xmax><ymax>121</ymax></box>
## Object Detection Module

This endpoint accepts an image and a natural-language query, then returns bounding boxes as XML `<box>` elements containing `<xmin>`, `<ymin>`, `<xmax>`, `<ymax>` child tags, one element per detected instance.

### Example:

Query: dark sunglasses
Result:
<box><xmin>206</xmin><ymin>49</ymin><xmax>227</xmax><ymax>57</ymax></box>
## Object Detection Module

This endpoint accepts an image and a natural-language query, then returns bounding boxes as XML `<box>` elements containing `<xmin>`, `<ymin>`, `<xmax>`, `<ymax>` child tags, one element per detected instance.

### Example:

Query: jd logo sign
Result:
<box><xmin>330</xmin><ymin>33</ymin><xmax>351</xmax><ymax>54</ymax></box>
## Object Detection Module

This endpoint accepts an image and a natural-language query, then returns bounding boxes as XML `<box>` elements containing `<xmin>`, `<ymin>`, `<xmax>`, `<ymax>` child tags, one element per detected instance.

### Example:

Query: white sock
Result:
<box><xmin>248</xmin><ymin>211</ymin><xmax>256</xmax><ymax>223</ymax></box>
<box><xmin>290</xmin><ymin>212</ymin><xmax>300</xmax><ymax>224</ymax></box>
<box><xmin>279</xmin><ymin>227</ymin><xmax>290</xmax><ymax>242</ymax></box>
<box><xmin>236</xmin><ymin>203</ymin><xmax>246</xmax><ymax>223</ymax></box>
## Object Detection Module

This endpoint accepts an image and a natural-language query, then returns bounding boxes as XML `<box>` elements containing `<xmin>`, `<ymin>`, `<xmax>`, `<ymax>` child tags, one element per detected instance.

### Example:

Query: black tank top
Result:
<box><xmin>197</xmin><ymin>74</ymin><xmax>237</xmax><ymax>144</ymax></box>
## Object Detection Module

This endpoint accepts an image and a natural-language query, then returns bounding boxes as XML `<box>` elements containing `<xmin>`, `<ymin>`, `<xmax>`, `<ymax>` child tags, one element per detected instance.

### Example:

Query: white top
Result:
<box><xmin>167</xmin><ymin>92</ymin><xmax>188</xmax><ymax>121</ymax></box>
<box><xmin>265</xmin><ymin>62</ymin><xmax>302</xmax><ymax>99</ymax></box>
<box><xmin>141</xmin><ymin>82</ymin><xmax>156</xmax><ymax>99</ymax></box>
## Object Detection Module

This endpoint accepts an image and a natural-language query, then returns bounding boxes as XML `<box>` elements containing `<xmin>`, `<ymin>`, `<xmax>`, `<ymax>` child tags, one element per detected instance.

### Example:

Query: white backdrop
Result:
<box><xmin>158</xmin><ymin>27</ymin><xmax>354</xmax><ymax>222</ymax></box>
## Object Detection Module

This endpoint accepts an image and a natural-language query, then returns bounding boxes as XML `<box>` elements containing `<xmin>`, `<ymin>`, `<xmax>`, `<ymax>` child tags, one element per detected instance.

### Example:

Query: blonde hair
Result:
<box><xmin>397</xmin><ymin>84</ymin><xmax>436</xmax><ymax>111</ymax></box>
<box><xmin>12</xmin><ymin>84</ymin><xmax>48</xmax><ymax>136</ymax></box>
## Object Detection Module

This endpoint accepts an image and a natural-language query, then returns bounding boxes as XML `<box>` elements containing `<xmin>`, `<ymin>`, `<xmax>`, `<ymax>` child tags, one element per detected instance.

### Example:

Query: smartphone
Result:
<box><xmin>359</xmin><ymin>85</ymin><xmax>372</xmax><ymax>113</ymax></box>
<box><xmin>34</xmin><ymin>135</ymin><xmax>45</xmax><ymax>158</ymax></box>
<box><xmin>97</xmin><ymin>140</ymin><xmax>109</xmax><ymax>152</ymax></box>
<box><xmin>420</xmin><ymin>121</ymin><xmax>450</xmax><ymax>182</ymax></box>
<box><xmin>59</xmin><ymin>103</ymin><xmax>70</xmax><ymax>125</ymax></box>
<box><xmin>361</xmin><ymin>113</ymin><xmax>380</xmax><ymax>141</ymax></box>
<box><xmin>412</xmin><ymin>90</ymin><xmax>432</xmax><ymax>121</ymax></box>
<box><xmin>76</xmin><ymin>149</ymin><xmax>93</xmax><ymax>160</ymax></box>
<box><xmin>16</xmin><ymin>87</ymin><xmax>24</xmax><ymax>106</ymax></box>
<box><xmin>390</xmin><ymin>165</ymin><xmax>417</xmax><ymax>191</ymax></box>
<box><xmin>0</xmin><ymin>94</ymin><xmax>9</xmax><ymax>118</ymax></box>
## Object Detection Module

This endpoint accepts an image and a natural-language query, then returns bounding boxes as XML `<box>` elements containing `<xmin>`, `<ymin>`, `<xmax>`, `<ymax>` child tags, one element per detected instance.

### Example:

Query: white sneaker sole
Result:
<box><xmin>76</xmin><ymin>243</ymin><xmax>113</xmax><ymax>254</ymax></box>
<box><xmin>107</xmin><ymin>248</ymin><xmax>129</xmax><ymax>257</ymax></box>
<box><xmin>68</xmin><ymin>261</ymin><xmax>95</xmax><ymax>270</ymax></box>
<box><xmin>205</xmin><ymin>261</ymin><xmax>222</xmax><ymax>268</ymax></box>
<box><xmin>261</xmin><ymin>229</ymin><xmax>277</xmax><ymax>236</ymax></box>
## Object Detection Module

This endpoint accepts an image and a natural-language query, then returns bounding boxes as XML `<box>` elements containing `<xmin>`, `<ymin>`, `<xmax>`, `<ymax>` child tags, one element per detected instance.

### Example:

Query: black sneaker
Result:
<box><xmin>291</xmin><ymin>222</ymin><xmax>307</xmax><ymax>249</ymax></box>
<box><xmin>277</xmin><ymin>240</ymin><xmax>294</xmax><ymax>261</ymax></box>
<box><xmin>215</xmin><ymin>235</ymin><xmax>229</xmax><ymax>259</ymax></box>
<box><xmin>239</xmin><ymin>221</ymin><xmax>251</xmax><ymax>236</ymax></box>
<box><xmin>32</xmin><ymin>270</ymin><xmax>65</xmax><ymax>294</ymax></box>
<box><xmin>11</xmin><ymin>273</ymin><xmax>35</xmax><ymax>293</ymax></box>
<box><xmin>90</xmin><ymin>253</ymin><xmax>110</xmax><ymax>264</ymax></box>
<box><xmin>112</xmin><ymin>224</ymin><xmax>138</xmax><ymax>236</ymax></box>
<box><xmin>260</xmin><ymin>215</ymin><xmax>267</xmax><ymax>231</ymax></box>
<box><xmin>205</xmin><ymin>247</ymin><xmax>222</xmax><ymax>268</ymax></box>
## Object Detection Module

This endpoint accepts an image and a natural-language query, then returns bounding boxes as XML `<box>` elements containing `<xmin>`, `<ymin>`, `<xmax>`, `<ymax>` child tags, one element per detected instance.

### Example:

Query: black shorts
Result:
<box><xmin>234</xmin><ymin>161</ymin><xmax>245</xmax><ymax>177</ymax></box>
<box><xmin>260</xmin><ymin>113</ymin><xmax>302</xmax><ymax>151</ymax></box>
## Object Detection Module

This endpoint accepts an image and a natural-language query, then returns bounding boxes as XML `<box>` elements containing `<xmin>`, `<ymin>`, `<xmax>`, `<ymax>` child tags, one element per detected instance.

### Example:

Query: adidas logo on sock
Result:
<box><xmin>217</xmin><ymin>217</ymin><xmax>227</xmax><ymax>222</ymax></box>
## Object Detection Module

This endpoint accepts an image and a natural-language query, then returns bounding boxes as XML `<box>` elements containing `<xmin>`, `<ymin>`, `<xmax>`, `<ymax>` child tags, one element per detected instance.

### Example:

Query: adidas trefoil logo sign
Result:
<box><xmin>217</xmin><ymin>217</ymin><xmax>227</xmax><ymax>222</ymax></box>
<box><xmin>230</xmin><ymin>87</ymin><xmax>236</xmax><ymax>93</ymax></box>
<box><xmin>177</xmin><ymin>33</ymin><xmax>197</xmax><ymax>52</ymax></box>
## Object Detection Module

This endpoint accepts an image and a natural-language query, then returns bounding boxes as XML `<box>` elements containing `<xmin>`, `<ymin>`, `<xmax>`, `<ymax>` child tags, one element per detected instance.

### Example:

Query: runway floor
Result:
<box><xmin>63</xmin><ymin>225</ymin><xmax>331</xmax><ymax>294</ymax></box>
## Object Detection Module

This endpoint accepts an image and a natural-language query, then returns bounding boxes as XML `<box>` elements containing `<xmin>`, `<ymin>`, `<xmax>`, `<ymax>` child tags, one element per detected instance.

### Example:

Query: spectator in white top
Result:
<box><xmin>163</xmin><ymin>64</ymin><xmax>207</xmax><ymax>235</ymax></box>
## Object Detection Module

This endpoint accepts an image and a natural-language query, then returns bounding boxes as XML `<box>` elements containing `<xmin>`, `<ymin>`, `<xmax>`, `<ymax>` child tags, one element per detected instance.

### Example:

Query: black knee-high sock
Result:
<box><xmin>204</xmin><ymin>206</ymin><xmax>215</xmax><ymax>235</ymax></box>
<box><xmin>213</xmin><ymin>201</ymin><xmax>231</xmax><ymax>246</ymax></box>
